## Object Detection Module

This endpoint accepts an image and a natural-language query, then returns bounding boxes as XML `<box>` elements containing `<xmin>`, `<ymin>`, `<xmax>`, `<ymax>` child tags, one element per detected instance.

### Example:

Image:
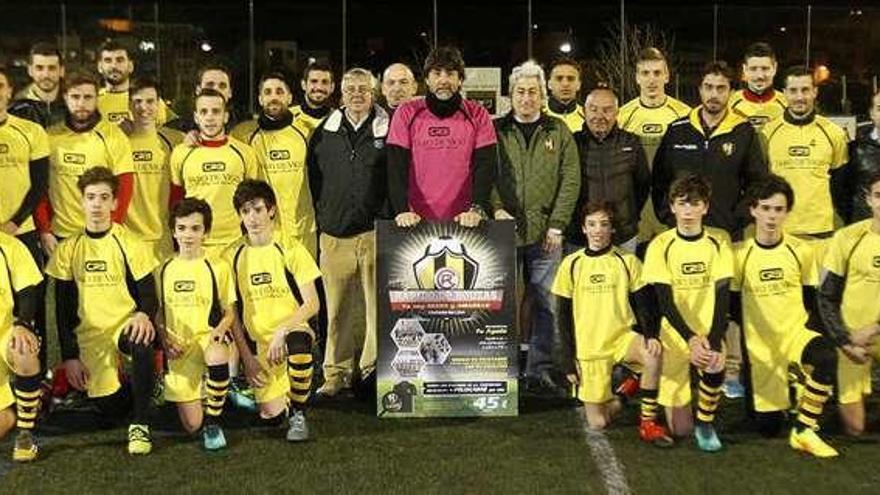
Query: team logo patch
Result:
<box><xmin>722</xmin><ymin>142</ymin><xmax>735</xmax><ymax>156</ymax></box>
<box><xmin>0</xmin><ymin>144</ymin><xmax>8</xmax><ymax>153</ymax></box>
<box><xmin>788</xmin><ymin>146</ymin><xmax>811</xmax><ymax>157</ymax></box>
<box><xmin>642</xmin><ymin>123</ymin><xmax>662</xmax><ymax>134</ymax></box>
<box><xmin>413</xmin><ymin>236</ymin><xmax>478</xmax><ymax>290</ymax></box>
<box><xmin>250</xmin><ymin>272</ymin><xmax>272</xmax><ymax>285</ymax></box>
<box><xmin>681</xmin><ymin>262</ymin><xmax>706</xmax><ymax>274</ymax></box>
<box><xmin>873</xmin><ymin>256</ymin><xmax>880</xmax><ymax>268</ymax></box>
<box><xmin>173</xmin><ymin>280</ymin><xmax>195</xmax><ymax>292</ymax></box>
<box><xmin>544</xmin><ymin>137</ymin><xmax>555</xmax><ymax>152</ymax></box>
<box><xmin>759</xmin><ymin>268</ymin><xmax>784</xmax><ymax>281</ymax></box>
<box><xmin>427</xmin><ymin>126</ymin><xmax>450</xmax><ymax>137</ymax></box>
<box><xmin>108</xmin><ymin>112</ymin><xmax>128</xmax><ymax>122</ymax></box>
<box><xmin>269</xmin><ymin>150</ymin><xmax>290</xmax><ymax>160</ymax></box>
<box><xmin>202</xmin><ymin>161</ymin><xmax>226</xmax><ymax>172</ymax></box>
<box><xmin>84</xmin><ymin>260</ymin><xmax>107</xmax><ymax>272</ymax></box>
<box><xmin>63</xmin><ymin>153</ymin><xmax>86</xmax><ymax>165</ymax></box>
<box><xmin>133</xmin><ymin>150</ymin><xmax>153</xmax><ymax>161</ymax></box>
<box><xmin>589</xmin><ymin>274</ymin><xmax>606</xmax><ymax>284</ymax></box>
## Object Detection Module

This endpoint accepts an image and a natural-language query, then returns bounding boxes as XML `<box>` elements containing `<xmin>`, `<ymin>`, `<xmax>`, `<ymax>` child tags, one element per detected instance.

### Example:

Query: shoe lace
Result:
<box><xmin>129</xmin><ymin>425</ymin><xmax>150</xmax><ymax>442</ymax></box>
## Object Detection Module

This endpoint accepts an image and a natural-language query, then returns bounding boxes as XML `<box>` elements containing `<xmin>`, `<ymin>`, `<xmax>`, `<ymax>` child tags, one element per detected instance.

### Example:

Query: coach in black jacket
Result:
<box><xmin>844</xmin><ymin>118</ymin><xmax>880</xmax><ymax>223</ymax></box>
<box><xmin>653</xmin><ymin>62</ymin><xmax>767</xmax><ymax>238</ymax></box>
<box><xmin>307</xmin><ymin>68</ymin><xmax>388</xmax><ymax>397</ymax></box>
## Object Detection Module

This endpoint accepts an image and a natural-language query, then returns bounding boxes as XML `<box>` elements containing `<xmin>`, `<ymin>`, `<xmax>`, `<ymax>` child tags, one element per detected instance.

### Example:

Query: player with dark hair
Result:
<box><xmin>157</xmin><ymin>198</ymin><xmax>235</xmax><ymax>451</ymax></box>
<box><xmin>732</xmin><ymin>174</ymin><xmax>839</xmax><ymax>457</ymax></box>
<box><xmin>96</xmin><ymin>40</ymin><xmax>175</xmax><ymax>124</ymax></box>
<box><xmin>553</xmin><ymin>201</ymin><xmax>671</xmax><ymax>446</ymax></box>
<box><xmin>544</xmin><ymin>57</ymin><xmax>584</xmax><ymax>132</ymax></box>
<box><xmin>9</xmin><ymin>42</ymin><xmax>66</xmax><ymax>127</ymax></box>
<box><xmin>292</xmin><ymin>61</ymin><xmax>336</xmax><ymax>134</ymax></box>
<box><xmin>45</xmin><ymin>166</ymin><xmax>159</xmax><ymax>455</ymax></box>
<box><xmin>226</xmin><ymin>179</ymin><xmax>321</xmax><ymax>441</ymax></box>
<box><xmin>729</xmin><ymin>42</ymin><xmax>787</xmax><ymax>129</ymax></box>
<box><xmin>643</xmin><ymin>174</ymin><xmax>733</xmax><ymax>452</ymax></box>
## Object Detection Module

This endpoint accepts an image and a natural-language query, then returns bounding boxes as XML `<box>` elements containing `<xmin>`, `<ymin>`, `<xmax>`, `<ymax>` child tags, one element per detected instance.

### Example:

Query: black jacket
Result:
<box><xmin>570</xmin><ymin>126</ymin><xmax>650</xmax><ymax>244</ymax></box>
<box><xmin>9</xmin><ymin>95</ymin><xmax>66</xmax><ymax>128</ymax></box>
<box><xmin>653</xmin><ymin>107</ymin><xmax>767</xmax><ymax>236</ymax></box>
<box><xmin>844</xmin><ymin>123</ymin><xmax>880</xmax><ymax>223</ymax></box>
<box><xmin>308</xmin><ymin>105</ymin><xmax>390</xmax><ymax>237</ymax></box>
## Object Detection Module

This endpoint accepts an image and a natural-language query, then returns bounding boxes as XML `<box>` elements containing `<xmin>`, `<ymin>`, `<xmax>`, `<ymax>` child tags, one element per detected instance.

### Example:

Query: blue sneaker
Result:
<box><xmin>694</xmin><ymin>424</ymin><xmax>723</xmax><ymax>452</ymax></box>
<box><xmin>229</xmin><ymin>378</ymin><xmax>257</xmax><ymax>412</ymax></box>
<box><xmin>202</xmin><ymin>424</ymin><xmax>227</xmax><ymax>451</ymax></box>
<box><xmin>722</xmin><ymin>378</ymin><xmax>745</xmax><ymax>399</ymax></box>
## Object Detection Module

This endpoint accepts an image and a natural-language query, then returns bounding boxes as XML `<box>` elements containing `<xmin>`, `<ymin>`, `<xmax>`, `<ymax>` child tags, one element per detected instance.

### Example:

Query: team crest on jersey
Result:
<box><xmin>589</xmin><ymin>274</ymin><xmax>606</xmax><ymax>284</ymax></box>
<box><xmin>681</xmin><ymin>262</ymin><xmax>706</xmax><ymax>274</ymax></box>
<box><xmin>84</xmin><ymin>260</ymin><xmax>107</xmax><ymax>272</ymax></box>
<box><xmin>722</xmin><ymin>142</ymin><xmax>735</xmax><ymax>156</ymax></box>
<box><xmin>788</xmin><ymin>146</ymin><xmax>811</xmax><ymax>157</ymax></box>
<box><xmin>202</xmin><ymin>162</ymin><xmax>226</xmax><ymax>172</ymax></box>
<box><xmin>427</xmin><ymin>127</ymin><xmax>450</xmax><ymax>137</ymax></box>
<box><xmin>642</xmin><ymin>123</ymin><xmax>662</xmax><ymax>134</ymax></box>
<box><xmin>0</xmin><ymin>144</ymin><xmax>8</xmax><ymax>154</ymax></box>
<box><xmin>873</xmin><ymin>256</ymin><xmax>880</xmax><ymax>268</ymax></box>
<box><xmin>413</xmin><ymin>236</ymin><xmax>478</xmax><ymax>290</ymax></box>
<box><xmin>63</xmin><ymin>153</ymin><xmax>86</xmax><ymax>165</ymax></box>
<box><xmin>250</xmin><ymin>272</ymin><xmax>272</xmax><ymax>286</ymax></box>
<box><xmin>759</xmin><ymin>268</ymin><xmax>784</xmax><ymax>281</ymax></box>
<box><xmin>133</xmin><ymin>150</ymin><xmax>153</xmax><ymax>161</ymax></box>
<box><xmin>269</xmin><ymin>150</ymin><xmax>290</xmax><ymax>160</ymax></box>
<box><xmin>173</xmin><ymin>280</ymin><xmax>196</xmax><ymax>292</ymax></box>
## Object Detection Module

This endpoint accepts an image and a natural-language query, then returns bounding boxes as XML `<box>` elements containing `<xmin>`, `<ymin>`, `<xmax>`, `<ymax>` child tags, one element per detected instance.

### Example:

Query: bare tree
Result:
<box><xmin>592</xmin><ymin>22</ymin><xmax>677</xmax><ymax>102</ymax></box>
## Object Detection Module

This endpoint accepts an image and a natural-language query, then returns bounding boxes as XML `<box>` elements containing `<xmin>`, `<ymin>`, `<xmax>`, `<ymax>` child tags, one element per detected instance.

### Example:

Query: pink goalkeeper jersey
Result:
<box><xmin>387</xmin><ymin>97</ymin><xmax>497</xmax><ymax>220</ymax></box>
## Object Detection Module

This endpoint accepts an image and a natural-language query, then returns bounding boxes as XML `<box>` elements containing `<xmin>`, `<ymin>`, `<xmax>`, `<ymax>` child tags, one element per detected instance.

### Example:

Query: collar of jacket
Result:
<box><xmin>65</xmin><ymin>110</ymin><xmax>101</xmax><ymax>132</ymax></box>
<box><xmin>686</xmin><ymin>106</ymin><xmax>743</xmax><ymax>138</ymax></box>
<box><xmin>497</xmin><ymin>111</ymin><xmax>553</xmax><ymax>131</ymax></box>
<box><xmin>585</xmin><ymin>124</ymin><xmax>620</xmax><ymax>144</ymax></box>
<box><xmin>258</xmin><ymin>110</ymin><xmax>294</xmax><ymax>130</ymax></box>
<box><xmin>548</xmin><ymin>96</ymin><xmax>577</xmax><ymax>115</ymax></box>
<box><xmin>323</xmin><ymin>104</ymin><xmax>389</xmax><ymax>138</ymax></box>
<box><xmin>301</xmin><ymin>103</ymin><xmax>332</xmax><ymax>120</ymax></box>
<box><xmin>742</xmin><ymin>87</ymin><xmax>778</xmax><ymax>103</ymax></box>
<box><xmin>784</xmin><ymin>109</ymin><xmax>816</xmax><ymax>126</ymax></box>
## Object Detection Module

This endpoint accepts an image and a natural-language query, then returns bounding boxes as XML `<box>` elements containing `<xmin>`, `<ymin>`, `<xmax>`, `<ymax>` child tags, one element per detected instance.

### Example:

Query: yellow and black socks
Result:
<box><xmin>14</xmin><ymin>374</ymin><xmax>42</xmax><ymax>432</ymax></box>
<box><xmin>639</xmin><ymin>388</ymin><xmax>660</xmax><ymax>423</ymax></box>
<box><xmin>796</xmin><ymin>338</ymin><xmax>837</xmax><ymax>432</ymax></box>
<box><xmin>205</xmin><ymin>364</ymin><xmax>230</xmax><ymax>424</ymax></box>
<box><xmin>286</xmin><ymin>332</ymin><xmax>314</xmax><ymax>410</ymax></box>
<box><xmin>696</xmin><ymin>371</ymin><xmax>724</xmax><ymax>424</ymax></box>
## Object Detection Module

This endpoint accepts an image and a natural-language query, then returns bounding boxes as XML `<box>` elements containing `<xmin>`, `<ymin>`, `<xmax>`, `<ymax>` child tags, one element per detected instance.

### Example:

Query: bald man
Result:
<box><xmin>381</xmin><ymin>63</ymin><xmax>418</xmax><ymax>114</ymax></box>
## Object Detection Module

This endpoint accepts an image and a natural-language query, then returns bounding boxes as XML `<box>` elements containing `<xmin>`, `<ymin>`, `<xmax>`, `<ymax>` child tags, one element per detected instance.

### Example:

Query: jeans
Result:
<box><xmin>518</xmin><ymin>243</ymin><xmax>561</xmax><ymax>376</ymax></box>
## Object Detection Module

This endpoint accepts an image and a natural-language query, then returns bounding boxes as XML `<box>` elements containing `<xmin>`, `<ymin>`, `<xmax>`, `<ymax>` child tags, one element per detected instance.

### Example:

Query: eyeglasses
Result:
<box><xmin>343</xmin><ymin>86</ymin><xmax>372</xmax><ymax>95</ymax></box>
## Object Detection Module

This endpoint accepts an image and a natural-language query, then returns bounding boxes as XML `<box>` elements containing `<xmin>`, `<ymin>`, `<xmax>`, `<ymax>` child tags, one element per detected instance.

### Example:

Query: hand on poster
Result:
<box><xmin>494</xmin><ymin>209</ymin><xmax>514</xmax><ymax>220</ymax></box>
<box><xmin>395</xmin><ymin>211</ymin><xmax>422</xmax><ymax>227</ymax></box>
<box><xmin>454</xmin><ymin>209</ymin><xmax>482</xmax><ymax>228</ymax></box>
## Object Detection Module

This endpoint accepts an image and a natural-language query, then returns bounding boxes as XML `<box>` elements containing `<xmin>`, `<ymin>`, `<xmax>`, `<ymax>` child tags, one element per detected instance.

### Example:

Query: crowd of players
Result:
<box><xmin>0</xmin><ymin>37</ymin><xmax>878</xmax><ymax>463</ymax></box>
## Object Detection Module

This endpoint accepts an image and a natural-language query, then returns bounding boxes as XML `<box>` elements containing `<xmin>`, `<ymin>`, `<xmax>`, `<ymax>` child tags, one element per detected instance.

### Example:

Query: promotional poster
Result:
<box><xmin>376</xmin><ymin>220</ymin><xmax>517</xmax><ymax>418</ymax></box>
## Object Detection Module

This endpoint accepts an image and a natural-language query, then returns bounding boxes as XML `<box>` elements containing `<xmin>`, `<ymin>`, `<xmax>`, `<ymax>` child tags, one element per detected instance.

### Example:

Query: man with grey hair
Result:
<box><xmin>569</xmin><ymin>86</ymin><xmax>650</xmax><ymax>254</ymax></box>
<box><xmin>308</xmin><ymin>67</ymin><xmax>389</xmax><ymax>397</ymax></box>
<box><xmin>494</xmin><ymin>60</ymin><xmax>580</xmax><ymax>391</ymax></box>
<box><xmin>381</xmin><ymin>63</ymin><xmax>418</xmax><ymax>115</ymax></box>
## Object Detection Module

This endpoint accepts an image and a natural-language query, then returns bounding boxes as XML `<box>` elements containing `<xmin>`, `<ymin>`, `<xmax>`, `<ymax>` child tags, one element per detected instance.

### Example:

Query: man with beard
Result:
<box><xmin>653</xmin><ymin>62</ymin><xmax>767</xmax><ymax>399</ymax></box>
<box><xmin>388</xmin><ymin>46</ymin><xmax>497</xmax><ymax>228</ymax></box>
<box><xmin>762</xmin><ymin>66</ymin><xmax>848</xmax><ymax>242</ymax></box>
<box><xmin>96</xmin><ymin>40</ymin><xmax>174</xmax><ymax>125</ymax></box>
<box><xmin>36</xmin><ymin>72</ymin><xmax>134</xmax><ymax>256</ymax></box>
<box><xmin>844</xmin><ymin>90</ymin><xmax>880</xmax><ymax>223</ymax></box>
<box><xmin>169</xmin><ymin>88</ymin><xmax>258</xmax><ymax>257</ymax></box>
<box><xmin>291</xmin><ymin>61</ymin><xmax>335</xmax><ymax>135</ymax></box>
<box><xmin>167</xmin><ymin>64</ymin><xmax>239</xmax><ymax>134</ymax></box>
<box><xmin>571</xmin><ymin>86</ymin><xmax>650</xmax><ymax>254</ymax></box>
<box><xmin>9</xmin><ymin>42</ymin><xmax>66</xmax><ymax>128</ymax></box>
<box><xmin>381</xmin><ymin>63</ymin><xmax>418</xmax><ymax>116</ymax></box>
<box><xmin>544</xmin><ymin>57</ymin><xmax>585</xmax><ymax>133</ymax></box>
<box><xmin>729</xmin><ymin>42</ymin><xmax>787</xmax><ymax>130</ymax></box>
<box><xmin>232</xmin><ymin>73</ymin><xmax>316</xmax><ymax>258</ymax></box>
<box><xmin>308</xmin><ymin>68</ymin><xmax>389</xmax><ymax>396</ymax></box>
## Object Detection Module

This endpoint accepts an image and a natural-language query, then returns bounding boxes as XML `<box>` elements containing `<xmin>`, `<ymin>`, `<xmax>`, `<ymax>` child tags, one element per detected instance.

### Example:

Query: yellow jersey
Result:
<box><xmin>0</xmin><ymin>115</ymin><xmax>50</xmax><ymax>233</ymax></box>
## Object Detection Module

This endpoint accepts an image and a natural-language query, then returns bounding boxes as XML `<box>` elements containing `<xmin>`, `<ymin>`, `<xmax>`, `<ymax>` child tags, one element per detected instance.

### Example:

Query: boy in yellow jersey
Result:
<box><xmin>643</xmin><ymin>174</ymin><xmax>733</xmax><ymax>452</ymax></box>
<box><xmin>38</xmin><ymin>72</ymin><xmax>134</xmax><ymax>255</ymax></box>
<box><xmin>544</xmin><ymin>57</ymin><xmax>585</xmax><ymax>132</ymax></box>
<box><xmin>124</xmin><ymin>78</ymin><xmax>184</xmax><ymax>261</ymax></box>
<box><xmin>818</xmin><ymin>170</ymin><xmax>880</xmax><ymax>438</ymax></box>
<box><xmin>45</xmin><ymin>167</ymin><xmax>159</xmax><ymax>455</ymax></box>
<box><xmin>290</xmin><ymin>61</ymin><xmax>335</xmax><ymax>135</ymax></box>
<box><xmin>617</xmin><ymin>47</ymin><xmax>691</xmax><ymax>243</ymax></box>
<box><xmin>169</xmin><ymin>88</ymin><xmax>258</xmax><ymax>257</ymax></box>
<box><xmin>96</xmin><ymin>40</ymin><xmax>175</xmax><ymax>125</ymax></box>
<box><xmin>232</xmin><ymin>73</ymin><xmax>316</xmax><ymax>258</ymax></box>
<box><xmin>732</xmin><ymin>175</ymin><xmax>839</xmax><ymax>457</ymax></box>
<box><xmin>0</xmin><ymin>231</ymin><xmax>44</xmax><ymax>462</ymax></box>
<box><xmin>553</xmin><ymin>201</ymin><xmax>672</xmax><ymax>446</ymax></box>
<box><xmin>762</xmin><ymin>66</ymin><xmax>849</xmax><ymax>241</ymax></box>
<box><xmin>0</xmin><ymin>67</ymin><xmax>51</xmax><ymax>370</ymax></box>
<box><xmin>157</xmin><ymin>198</ymin><xmax>235</xmax><ymax>451</ymax></box>
<box><xmin>226</xmin><ymin>179</ymin><xmax>320</xmax><ymax>442</ymax></box>
<box><xmin>729</xmin><ymin>42</ymin><xmax>787</xmax><ymax>129</ymax></box>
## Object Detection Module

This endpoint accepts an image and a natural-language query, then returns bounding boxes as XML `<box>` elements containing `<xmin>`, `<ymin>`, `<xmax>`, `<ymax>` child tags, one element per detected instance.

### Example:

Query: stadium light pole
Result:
<box><xmin>620</xmin><ymin>0</ymin><xmax>626</xmax><ymax>99</ymax></box>
<box><xmin>154</xmin><ymin>2</ymin><xmax>161</xmax><ymax>87</ymax></box>
<box><xmin>527</xmin><ymin>0</ymin><xmax>533</xmax><ymax>60</ymax></box>
<box><xmin>248</xmin><ymin>0</ymin><xmax>255</xmax><ymax>116</ymax></box>
<box><xmin>342</xmin><ymin>0</ymin><xmax>348</xmax><ymax>71</ymax></box>
<box><xmin>805</xmin><ymin>5</ymin><xmax>812</xmax><ymax>67</ymax></box>
<box><xmin>60</xmin><ymin>2</ymin><xmax>67</xmax><ymax>61</ymax></box>
<box><xmin>713</xmin><ymin>4</ymin><xmax>718</xmax><ymax>62</ymax></box>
